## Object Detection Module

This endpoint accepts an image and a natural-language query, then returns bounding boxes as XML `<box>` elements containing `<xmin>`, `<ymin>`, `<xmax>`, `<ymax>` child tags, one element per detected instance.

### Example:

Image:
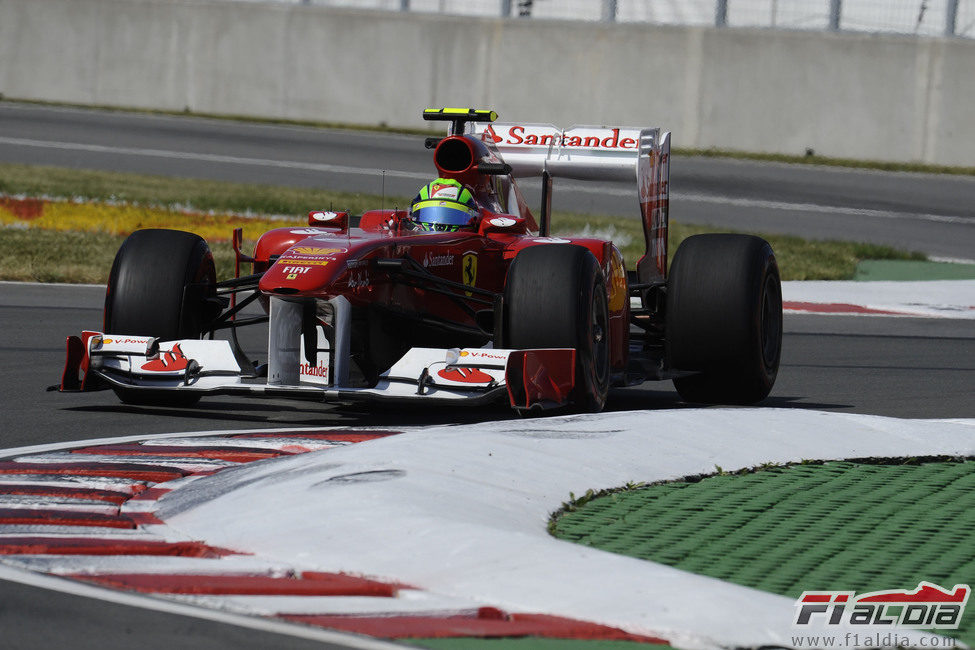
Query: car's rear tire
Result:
<box><xmin>665</xmin><ymin>234</ymin><xmax>782</xmax><ymax>405</ymax></box>
<box><xmin>104</xmin><ymin>229</ymin><xmax>217</xmax><ymax>406</ymax></box>
<box><xmin>503</xmin><ymin>244</ymin><xmax>610</xmax><ymax>412</ymax></box>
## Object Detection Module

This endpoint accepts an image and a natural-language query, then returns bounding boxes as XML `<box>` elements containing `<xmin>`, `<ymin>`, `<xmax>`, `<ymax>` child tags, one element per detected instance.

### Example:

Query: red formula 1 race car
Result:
<box><xmin>59</xmin><ymin>108</ymin><xmax>782</xmax><ymax>413</ymax></box>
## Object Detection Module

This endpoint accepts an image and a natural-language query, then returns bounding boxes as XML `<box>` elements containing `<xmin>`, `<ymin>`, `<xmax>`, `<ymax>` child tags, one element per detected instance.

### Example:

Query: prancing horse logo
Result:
<box><xmin>462</xmin><ymin>252</ymin><xmax>477</xmax><ymax>296</ymax></box>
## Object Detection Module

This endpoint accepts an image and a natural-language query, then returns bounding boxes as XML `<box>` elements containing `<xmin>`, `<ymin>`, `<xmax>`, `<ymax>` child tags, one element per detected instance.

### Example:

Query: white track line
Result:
<box><xmin>137</xmin><ymin>437</ymin><xmax>343</xmax><ymax>451</ymax></box>
<box><xmin>0</xmin><ymin>137</ymin><xmax>429</xmax><ymax>181</ymax></box>
<box><xmin>161</xmin><ymin>591</ymin><xmax>486</xmax><ymax>617</ymax></box>
<box><xmin>0</xmin><ymin>498</ymin><xmax>120</xmax><ymax>514</ymax></box>
<box><xmin>11</xmin><ymin>452</ymin><xmax>236</xmax><ymax>471</ymax></box>
<box><xmin>1</xmin><ymin>554</ymin><xmax>298</xmax><ymax>576</ymax></box>
<box><xmin>0</xmin><ymin>425</ymin><xmax>402</xmax><ymax>460</ymax></box>
<box><xmin>0</xmin><ymin>525</ymin><xmax>157</xmax><ymax>537</ymax></box>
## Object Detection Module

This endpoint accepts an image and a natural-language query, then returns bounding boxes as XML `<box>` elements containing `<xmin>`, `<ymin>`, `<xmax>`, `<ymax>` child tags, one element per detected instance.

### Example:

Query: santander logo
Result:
<box><xmin>483</xmin><ymin>126</ymin><xmax>504</xmax><ymax>143</ymax></box>
<box><xmin>437</xmin><ymin>367</ymin><xmax>494</xmax><ymax>384</ymax></box>
<box><xmin>481</xmin><ymin>125</ymin><xmax>638</xmax><ymax>150</ymax></box>
<box><xmin>141</xmin><ymin>344</ymin><xmax>189</xmax><ymax>372</ymax></box>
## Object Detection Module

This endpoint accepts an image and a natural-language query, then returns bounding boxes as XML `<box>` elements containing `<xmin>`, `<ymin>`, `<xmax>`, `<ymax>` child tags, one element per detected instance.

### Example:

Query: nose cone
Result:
<box><xmin>260</xmin><ymin>260</ymin><xmax>334</xmax><ymax>294</ymax></box>
<box><xmin>259</xmin><ymin>243</ymin><xmax>349</xmax><ymax>294</ymax></box>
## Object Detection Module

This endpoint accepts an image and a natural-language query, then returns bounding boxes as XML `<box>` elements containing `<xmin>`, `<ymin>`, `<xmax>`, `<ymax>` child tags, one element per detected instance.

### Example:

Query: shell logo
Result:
<box><xmin>456</xmin><ymin>350</ymin><xmax>507</xmax><ymax>362</ymax></box>
<box><xmin>96</xmin><ymin>337</ymin><xmax>151</xmax><ymax>347</ymax></box>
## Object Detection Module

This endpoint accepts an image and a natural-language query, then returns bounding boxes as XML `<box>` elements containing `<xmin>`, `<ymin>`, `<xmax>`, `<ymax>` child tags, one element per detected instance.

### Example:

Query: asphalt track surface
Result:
<box><xmin>0</xmin><ymin>576</ymin><xmax>374</xmax><ymax>650</ymax></box>
<box><xmin>5</xmin><ymin>283</ymin><xmax>974</xmax><ymax>449</ymax></box>
<box><xmin>2</xmin><ymin>102</ymin><xmax>975</xmax><ymax>261</ymax></box>
<box><xmin>2</xmin><ymin>103</ymin><xmax>975</xmax><ymax>648</ymax></box>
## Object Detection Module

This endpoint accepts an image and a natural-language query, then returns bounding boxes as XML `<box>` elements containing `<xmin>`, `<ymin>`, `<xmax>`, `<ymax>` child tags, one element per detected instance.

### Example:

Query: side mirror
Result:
<box><xmin>308</xmin><ymin>211</ymin><xmax>350</xmax><ymax>231</ymax></box>
<box><xmin>478</xmin><ymin>215</ymin><xmax>528</xmax><ymax>236</ymax></box>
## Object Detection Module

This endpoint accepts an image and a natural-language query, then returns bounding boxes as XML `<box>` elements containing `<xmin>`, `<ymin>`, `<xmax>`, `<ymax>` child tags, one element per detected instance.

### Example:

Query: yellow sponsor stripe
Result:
<box><xmin>276</xmin><ymin>258</ymin><xmax>330</xmax><ymax>266</ymax></box>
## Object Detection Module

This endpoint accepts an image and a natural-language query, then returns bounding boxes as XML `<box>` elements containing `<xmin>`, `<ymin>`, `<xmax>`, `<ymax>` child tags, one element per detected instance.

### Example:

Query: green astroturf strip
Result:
<box><xmin>403</xmin><ymin>639</ymin><xmax>670</xmax><ymax>649</ymax></box>
<box><xmin>552</xmin><ymin>460</ymin><xmax>975</xmax><ymax>646</ymax></box>
<box><xmin>855</xmin><ymin>260</ymin><xmax>975</xmax><ymax>281</ymax></box>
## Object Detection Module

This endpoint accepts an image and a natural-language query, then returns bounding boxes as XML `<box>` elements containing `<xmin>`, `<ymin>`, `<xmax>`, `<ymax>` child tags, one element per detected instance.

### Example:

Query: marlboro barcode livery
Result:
<box><xmin>58</xmin><ymin>108</ymin><xmax>782</xmax><ymax>412</ymax></box>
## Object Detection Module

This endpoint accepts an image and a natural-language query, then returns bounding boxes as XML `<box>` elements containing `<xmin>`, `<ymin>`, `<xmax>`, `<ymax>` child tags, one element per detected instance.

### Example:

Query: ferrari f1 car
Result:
<box><xmin>59</xmin><ymin>108</ymin><xmax>782</xmax><ymax>413</ymax></box>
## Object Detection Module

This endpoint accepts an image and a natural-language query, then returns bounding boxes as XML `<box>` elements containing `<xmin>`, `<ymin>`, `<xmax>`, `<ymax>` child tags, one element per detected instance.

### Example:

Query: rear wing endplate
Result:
<box><xmin>471</xmin><ymin>122</ymin><xmax>670</xmax><ymax>282</ymax></box>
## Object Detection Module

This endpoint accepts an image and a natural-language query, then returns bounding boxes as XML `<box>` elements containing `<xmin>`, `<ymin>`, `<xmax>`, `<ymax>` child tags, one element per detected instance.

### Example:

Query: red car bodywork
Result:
<box><xmin>60</xmin><ymin>109</ymin><xmax>675</xmax><ymax>412</ymax></box>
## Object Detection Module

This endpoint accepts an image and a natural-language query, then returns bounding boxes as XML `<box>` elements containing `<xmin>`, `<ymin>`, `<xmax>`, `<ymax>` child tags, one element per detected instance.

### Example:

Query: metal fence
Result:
<box><xmin>283</xmin><ymin>0</ymin><xmax>975</xmax><ymax>38</ymax></box>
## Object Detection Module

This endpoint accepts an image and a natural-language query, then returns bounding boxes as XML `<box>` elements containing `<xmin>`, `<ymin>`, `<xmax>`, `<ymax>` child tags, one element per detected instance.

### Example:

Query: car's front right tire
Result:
<box><xmin>103</xmin><ymin>229</ymin><xmax>217</xmax><ymax>406</ymax></box>
<box><xmin>503</xmin><ymin>244</ymin><xmax>610</xmax><ymax>412</ymax></box>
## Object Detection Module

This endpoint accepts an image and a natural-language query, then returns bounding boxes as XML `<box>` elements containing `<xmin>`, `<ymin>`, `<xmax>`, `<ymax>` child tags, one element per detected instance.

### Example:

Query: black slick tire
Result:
<box><xmin>665</xmin><ymin>233</ymin><xmax>782</xmax><ymax>405</ymax></box>
<box><xmin>503</xmin><ymin>244</ymin><xmax>610</xmax><ymax>412</ymax></box>
<box><xmin>104</xmin><ymin>229</ymin><xmax>216</xmax><ymax>406</ymax></box>
<box><xmin>105</xmin><ymin>229</ymin><xmax>216</xmax><ymax>341</ymax></box>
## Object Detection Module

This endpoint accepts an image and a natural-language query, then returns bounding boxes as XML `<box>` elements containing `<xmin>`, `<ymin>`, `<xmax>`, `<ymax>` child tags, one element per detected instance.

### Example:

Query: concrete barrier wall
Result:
<box><xmin>2</xmin><ymin>0</ymin><xmax>974</xmax><ymax>166</ymax></box>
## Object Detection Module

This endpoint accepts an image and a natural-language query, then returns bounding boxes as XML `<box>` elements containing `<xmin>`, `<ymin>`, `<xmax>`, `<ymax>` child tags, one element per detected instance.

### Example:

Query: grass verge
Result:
<box><xmin>0</xmin><ymin>228</ymin><xmax>240</xmax><ymax>283</ymax></box>
<box><xmin>0</xmin><ymin>163</ymin><xmax>924</xmax><ymax>284</ymax></box>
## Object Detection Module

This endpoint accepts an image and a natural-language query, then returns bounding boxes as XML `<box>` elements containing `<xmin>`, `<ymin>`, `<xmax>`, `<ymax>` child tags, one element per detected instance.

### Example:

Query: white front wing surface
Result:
<box><xmin>63</xmin><ymin>332</ymin><xmax>576</xmax><ymax>411</ymax></box>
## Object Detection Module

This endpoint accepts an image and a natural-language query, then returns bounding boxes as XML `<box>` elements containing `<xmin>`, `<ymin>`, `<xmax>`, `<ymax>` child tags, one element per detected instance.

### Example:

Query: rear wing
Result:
<box><xmin>471</xmin><ymin>122</ymin><xmax>670</xmax><ymax>282</ymax></box>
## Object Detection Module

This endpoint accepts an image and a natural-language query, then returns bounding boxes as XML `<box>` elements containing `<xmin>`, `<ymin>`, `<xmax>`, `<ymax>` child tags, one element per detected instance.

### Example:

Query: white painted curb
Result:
<box><xmin>152</xmin><ymin>409</ymin><xmax>975</xmax><ymax>649</ymax></box>
<box><xmin>782</xmin><ymin>280</ymin><xmax>975</xmax><ymax>318</ymax></box>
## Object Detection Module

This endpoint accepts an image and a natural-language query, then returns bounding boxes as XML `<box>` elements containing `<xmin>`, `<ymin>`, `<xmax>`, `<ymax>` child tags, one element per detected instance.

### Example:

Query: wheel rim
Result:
<box><xmin>590</xmin><ymin>287</ymin><xmax>610</xmax><ymax>386</ymax></box>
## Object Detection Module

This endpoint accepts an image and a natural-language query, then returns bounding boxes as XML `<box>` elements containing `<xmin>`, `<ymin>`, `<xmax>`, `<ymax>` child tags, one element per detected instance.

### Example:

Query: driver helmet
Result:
<box><xmin>409</xmin><ymin>178</ymin><xmax>478</xmax><ymax>232</ymax></box>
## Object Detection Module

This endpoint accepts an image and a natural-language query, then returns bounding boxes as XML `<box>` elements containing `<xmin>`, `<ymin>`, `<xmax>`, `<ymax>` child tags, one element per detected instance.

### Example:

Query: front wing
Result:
<box><xmin>59</xmin><ymin>331</ymin><xmax>578</xmax><ymax>412</ymax></box>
